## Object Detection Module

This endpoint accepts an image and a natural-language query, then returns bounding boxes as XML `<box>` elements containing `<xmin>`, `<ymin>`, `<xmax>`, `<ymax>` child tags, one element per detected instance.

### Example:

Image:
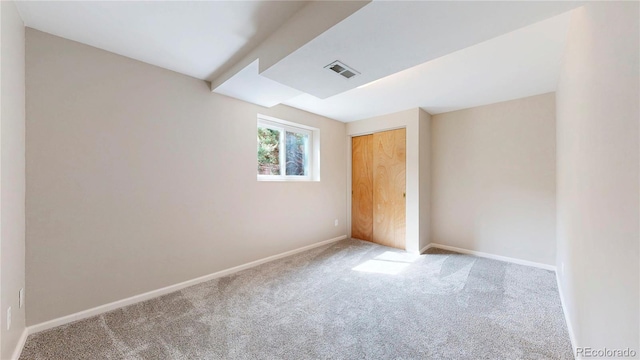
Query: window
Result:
<box><xmin>257</xmin><ymin>115</ymin><xmax>319</xmax><ymax>181</ymax></box>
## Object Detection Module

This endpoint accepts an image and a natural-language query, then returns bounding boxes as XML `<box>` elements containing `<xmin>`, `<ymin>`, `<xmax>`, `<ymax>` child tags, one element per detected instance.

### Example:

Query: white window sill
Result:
<box><xmin>257</xmin><ymin>176</ymin><xmax>317</xmax><ymax>182</ymax></box>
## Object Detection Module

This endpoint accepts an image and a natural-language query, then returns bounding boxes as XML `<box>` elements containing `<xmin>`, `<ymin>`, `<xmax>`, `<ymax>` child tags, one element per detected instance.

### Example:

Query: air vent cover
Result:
<box><xmin>325</xmin><ymin>60</ymin><xmax>359</xmax><ymax>80</ymax></box>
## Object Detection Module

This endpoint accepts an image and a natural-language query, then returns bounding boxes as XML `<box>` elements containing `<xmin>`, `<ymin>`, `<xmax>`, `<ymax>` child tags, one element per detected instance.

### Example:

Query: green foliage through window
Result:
<box><xmin>257</xmin><ymin>127</ymin><xmax>280</xmax><ymax>175</ymax></box>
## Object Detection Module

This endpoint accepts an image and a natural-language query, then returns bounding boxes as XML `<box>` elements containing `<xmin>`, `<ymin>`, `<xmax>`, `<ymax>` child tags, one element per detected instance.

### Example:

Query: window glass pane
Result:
<box><xmin>285</xmin><ymin>131</ymin><xmax>309</xmax><ymax>176</ymax></box>
<box><xmin>257</xmin><ymin>127</ymin><xmax>281</xmax><ymax>175</ymax></box>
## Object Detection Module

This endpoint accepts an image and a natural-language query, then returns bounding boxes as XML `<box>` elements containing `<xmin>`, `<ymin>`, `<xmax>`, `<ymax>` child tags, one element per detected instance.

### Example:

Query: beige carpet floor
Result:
<box><xmin>20</xmin><ymin>239</ymin><xmax>573</xmax><ymax>359</ymax></box>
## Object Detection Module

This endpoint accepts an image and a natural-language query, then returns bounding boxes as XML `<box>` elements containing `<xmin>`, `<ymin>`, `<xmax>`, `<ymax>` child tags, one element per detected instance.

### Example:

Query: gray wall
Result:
<box><xmin>556</xmin><ymin>2</ymin><xmax>639</xmax><ymax>351</ymax></box>
<box><xmin>25</xmin><ymin>29</ymin><xmax>347</xmax><ymax>326</ymax></box>
<box><xmin>1</xmin><ymin>1</ymin><xmax>26</xmax><ymax>358</ymax></box>
<box><xmin>418</xmin><ymin>109</ymin><xmax>431</xmax><ymax>251</ymax></box>
<box><xmin>431</xmin><ymin>93</ymin><xmax>557</xmax><ymax>265</ymax></box>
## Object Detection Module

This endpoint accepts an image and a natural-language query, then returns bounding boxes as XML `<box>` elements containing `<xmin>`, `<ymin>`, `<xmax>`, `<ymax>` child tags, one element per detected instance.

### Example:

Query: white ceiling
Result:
<box><xmin>214</xmin><ymin>59</ymin><xmax>303</xmax><ymax>107</ymax></box>
<box><xmin>15</xmin><ymin>1</ymin><xmax>307</xmax><ymax>80</ymax></box>
<box><xmin>210</xmin><ymin>1</ymin><xmax>368</xmax><ymax>108</ymax></box>
<box><xmin>284</xmin><ymin>11</ymin><xmax>573</xmax><ymax>121</ymax></box>
<box><xmin>263</xmin><ymin>1</ymin><xmax>579</xmax><ymax>99</ymax></box>
<box><xmin>16</xmin><ymin>1</ymin><xmax>579</xmax><ymax>122</ymax></box>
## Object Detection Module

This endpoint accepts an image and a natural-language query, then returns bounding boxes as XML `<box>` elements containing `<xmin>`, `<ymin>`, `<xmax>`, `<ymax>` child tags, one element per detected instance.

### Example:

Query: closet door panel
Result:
<box><xmin>351</xmin><ymin>135</ymin><xmax>374</xmax><ymax>241</ymax></box>
<box><xmin>372</xmin><ymin>129</ymin><xmax>406</xmax><ymax>249</ymax></box>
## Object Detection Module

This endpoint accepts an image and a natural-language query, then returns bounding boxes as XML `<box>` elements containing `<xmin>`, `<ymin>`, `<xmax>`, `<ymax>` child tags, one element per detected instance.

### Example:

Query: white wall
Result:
<box><xmin>0</xmin><ymin>1</ymin><xmax>26</xmax><ymax>359</ymax></box>
<box><xmin>556</xmin><ymin>2</ymin><xmax>639</xmax><ymax>352</ymax></box>
<box><xmin>346</xmin><ymin>108</ymin><xmax>430</xmax><ymax>253</ymax></box>
<box><xmin>418</xmin><ymin>109</ymin><xmax>431</xmax><ymax>252</ymax></box>
<box><xmin>431</xmin><ymin>93</ymin><xmax>556</xmax><ymax>265</ymax></box>
<box><xmin>25</xmin><ymin>29</ymin><xmax>347</xmax><ymax>326</ymax></box>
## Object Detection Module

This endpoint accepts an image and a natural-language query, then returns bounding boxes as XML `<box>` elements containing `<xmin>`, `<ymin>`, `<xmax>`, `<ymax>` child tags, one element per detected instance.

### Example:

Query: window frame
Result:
<box><xmin>257</xmin><ymin>115</ymin><xmax>319</xmax><ymax>182</ymax></box>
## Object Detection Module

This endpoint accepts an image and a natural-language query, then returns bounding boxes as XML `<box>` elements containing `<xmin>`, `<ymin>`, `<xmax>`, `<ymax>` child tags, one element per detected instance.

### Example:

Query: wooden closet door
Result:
<box><xmin>351</xmin><ymin>135</ymin><xmax>374</xmax><ymax>241</ymax></box>
<box><xmin>372</xmin><ymin>129</ymin><xmax>406</xmax><ymax>249</ymax></box>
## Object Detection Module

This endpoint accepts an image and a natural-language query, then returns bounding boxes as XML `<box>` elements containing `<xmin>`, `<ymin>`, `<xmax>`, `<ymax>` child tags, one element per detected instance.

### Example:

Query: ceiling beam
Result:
<box><xmin>209</xmin><ymin>0</ymin><xmax>370</xmax><ymax>91</ymax></box>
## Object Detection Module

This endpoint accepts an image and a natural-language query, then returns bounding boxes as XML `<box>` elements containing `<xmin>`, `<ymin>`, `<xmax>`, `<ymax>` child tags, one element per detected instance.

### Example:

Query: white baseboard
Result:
<box><xmin>555</xmin><ymin>271</ymin><xmax>578</xmax><ymax>357</ymax></box>
<box><xmin>11</xmin><ymin>328</ymin><xmax>28</xmax><ymax>360</ymax></box>
<box><xmin>425</xmin><ymin>243</ymin><xmax>556</xmax><ymax>271</ymax></box>
<box><xmin>26</xmin><ymin>235</ymin><xmax>347</xmax><ymax>336</ymax></box>
<box><xmin>419</xmin><ymin>243</ymin><xmax>431</xmax><ymax>254</ymax></box>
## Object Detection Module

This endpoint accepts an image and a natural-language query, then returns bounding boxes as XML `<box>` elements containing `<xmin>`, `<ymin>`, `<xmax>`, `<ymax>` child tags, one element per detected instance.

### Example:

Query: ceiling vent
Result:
<box><xmin>325</xmin><ymin>60</ymin><xmax>359</xmax><ymax>79</ymax></box>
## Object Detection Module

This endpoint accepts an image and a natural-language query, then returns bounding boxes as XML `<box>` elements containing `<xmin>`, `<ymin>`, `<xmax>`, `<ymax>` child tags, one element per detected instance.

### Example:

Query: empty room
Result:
<box><xmin>1</xmin><ymin>1</ymin><xmax>638</xmax><ymax>359</ymax></box>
